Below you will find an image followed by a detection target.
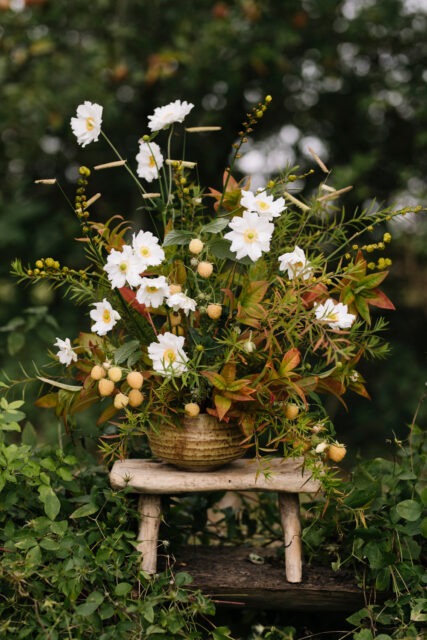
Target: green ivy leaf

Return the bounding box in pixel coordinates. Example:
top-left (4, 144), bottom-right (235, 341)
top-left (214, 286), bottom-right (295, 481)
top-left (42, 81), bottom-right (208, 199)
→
top-left (396, 499), bottom-right (422, 521)
top-left (74, 591), bottom-right (104, 617)
top-left (201, 217), bottom-right (229, 233)
top-left (114, 582), bottom-right (132, 596)
top-left (38, 485), bottom-right (60, 520)
top-left (70, 503), bottom-right (98, 519)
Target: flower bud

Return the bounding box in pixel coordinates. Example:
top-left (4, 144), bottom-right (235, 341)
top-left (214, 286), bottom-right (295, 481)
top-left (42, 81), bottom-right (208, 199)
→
top-left (98, 378), bottom-right (115, 396)
top-left (91, 365), bottom-right (106, 380)
top-left (315, 441), bottom-right (328, 454)
top-left (189, 238), bottom-right (204, 254)
top-left (285, 403), bottom-right (299, 420)
top-left (127, 371), bottom-right (144, 389)
top-left (185, 402), bottom-right (200, 417)
top-left (128, 389), bottom-right (143, 407)
top-left (169, 284), bottom-right (182, 295)
top-left (108, 366), bottom-right (122, 382)
top-left (207, 304), bottom-right (222, 320)
top-left (243, 339), bottom-right (256, 353)
top-left (197, 261), bottom-right (213, 278)
top-left (114, 393), bottom-right (129, 409)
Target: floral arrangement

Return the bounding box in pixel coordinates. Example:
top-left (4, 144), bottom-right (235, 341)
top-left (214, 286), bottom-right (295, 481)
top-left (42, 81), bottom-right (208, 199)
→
top-left (11, 94), bottom-right (405, 465)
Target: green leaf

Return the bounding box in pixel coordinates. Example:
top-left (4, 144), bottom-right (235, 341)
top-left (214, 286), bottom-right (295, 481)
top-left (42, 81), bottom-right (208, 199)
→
top-left (163, 229), bottom-right (193, 246)
top-left (100, 604), bottom-right (115, 620)
top-left (114, 340), bottom-right (140, 365)
top-left (37, 376), bottom-right (82, 392)
top-left (421, 517), bottom-right (427, 538)
top-left (212, 627), bottom-right (233, 640)
top-left (353, 631), bottom-right (373, 640)
top-left (7, 331), bottom-right (25, 356)
top-left (142, 602), bottom-right (155, 623)
top-left (174, 572), bottom-right (193, 586)
top-left (201, 217), bottom-right (229, 233)
top-left (208, 237), bottom-right (235, 259)
top-left (22, 421), bottom-right (38, 446)
top-left (114, 582), bottom-right (132, 596)
top-left (396, 499), bottom-right (422, 521)
top-left (347, 607), bottom-right (370, 626)
top-left (44, 491), bottom-right (60, 521)
top-left (70, 503), bottom-right (98, 518)
top-left (26, 544), bottom-right (41, 565)
top-left (74, 591), bottom-right (104, 617)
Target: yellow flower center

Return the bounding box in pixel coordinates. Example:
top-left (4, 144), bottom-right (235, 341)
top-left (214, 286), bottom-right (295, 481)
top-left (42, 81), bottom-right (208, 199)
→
top-left (146, 285), bottom-right (159, 293)
top-left (149, 155), bottom-right (156, 168)
top-left (86, 117), bottom-right (95, 131)
top-left (163, 348), bottom-right (176, 363)
top-left (140, 246), bottom-right (151, 257)
top-left (244, 229), bottom-right (258, 243)
top-left (294, 261), bottom-right (303, 269)
top-left (119, 262), bottom-right (128, 272)
top-left (102, 309), bottom-right (111, 323)
top-left (328, 313), bottom-right (338, 322)
top-left (258, 200), bottom-right (270, 210)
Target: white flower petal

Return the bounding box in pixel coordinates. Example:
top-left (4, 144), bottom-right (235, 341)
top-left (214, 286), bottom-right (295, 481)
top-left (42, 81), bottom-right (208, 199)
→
top-left (70, 101), bottom-right (103, 147)
top-left (148, 100), bottom-right (194, 132)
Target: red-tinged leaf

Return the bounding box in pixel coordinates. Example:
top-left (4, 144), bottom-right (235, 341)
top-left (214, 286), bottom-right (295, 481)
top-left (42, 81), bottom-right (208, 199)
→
top-left (221, 363), bottom-right (236, 386)
top-left (355, 251), bottom-right (367, 274)
top-left (279, 348), bottom-right (301, 375)
top-left (227, 378), bottom-right (252, 392)
top-left (350, 382), bottom-right (371, 399)
top-left (119, 287), bottom-right (148, 316)
top-left (69, 389), bottom-right (99, 415)
top-left (77, 332), bottom-right (105, 350)
top-left (224, 391), bottom-right (255, 402)
top-left (313, 336), bottom-right (326, 352)
top-left (35, 392), bottom-right (57, 409)
top-left (239, 280), bottom-right (269, 308)
top-left (97, 403), bottom-right (119, 425)
top-left (317, 378), bottom-right (348, 408)
top-left (239, 415), bottom-right (255, 437)
top-left (356, 270), bottom-right (389, 290)
top-left (221, 288), bottom-right (234, 306)
top-left (201, 371), bottom-right (228, 391)
top-left (340, 285), bottom-right (355, 306)
top-left (214, 394), bottom-right (232, 420)
top-left (355, 295), bottom-right (371, 324)
top-left (206, 407), bottom-right (219, 418)
top-left (302, 283), bottom-right (328, 307)
top-left (365, 288), bottom-right (396, 310)
top-left (297, 376), bottom-right (318, 391)
top-left (73, 359), bottom-right (93, 373)
top-left (74, 237), bottom-right (90, 243)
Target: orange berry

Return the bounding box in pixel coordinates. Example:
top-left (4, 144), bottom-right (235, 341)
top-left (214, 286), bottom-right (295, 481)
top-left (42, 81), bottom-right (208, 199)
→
top-left (197, 261), bottom-right (213, 278)
top-left (128, 389), bottom-right (143, 407)
top-left (185, 402), bottom-right (200, 417)
top-left (114, 393), bottom-right (129, 409)
top-left (169, 284), bottom-right (182, 295)
top-left (98, 378), bottom-right (115, 396)
top-left (207, 304), bottom-right (222, 320)
top-left (285, 403), bottom-right (299, 420)
top-left (108, 366), bottom-right (122, 382)
top-left (328, 444), bottom-right (347, 463)
top-left (127, 371), bottom-right (143, 389)
top-left (90, 365), bottom-right (106, 380)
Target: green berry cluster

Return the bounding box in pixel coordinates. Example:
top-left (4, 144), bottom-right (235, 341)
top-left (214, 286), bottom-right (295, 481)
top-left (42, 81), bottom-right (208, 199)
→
top-left (75, 166), bottom-right (91, 231)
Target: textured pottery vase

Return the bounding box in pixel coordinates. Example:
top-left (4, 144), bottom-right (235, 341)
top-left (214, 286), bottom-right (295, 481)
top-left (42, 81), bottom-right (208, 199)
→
top-left (148, 413), bottom-right (244, 471)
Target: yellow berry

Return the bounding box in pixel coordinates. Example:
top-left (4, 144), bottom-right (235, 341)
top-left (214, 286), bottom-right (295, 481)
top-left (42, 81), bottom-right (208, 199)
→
top-left (127, 371), bottom-right (144, 389)
top-left (169, 284), bottom-right (182, 295)
top-left (172, 325), bottom-right (185, 336)
top-left (378, 242), bottom-right (385, 250)
top-left (207, 304), bottom-right (222, 320)
top-left (185, 402), bottom-right (200, 417)
top-left (114, 393), bottom-right (129, 409)
top-left (34, 268), bottom-right (40, 275)
top-left (285, 403), bottom-right (299, 420)
top-left (128, 389), bottom-right (143, 407)
top-left (35, 260), bottom-right (44, 269)
top-left (189, 238), bottom-right (204, 255)
top-left (352, 244), bottom-right (358, 250)
top-left (267, 180), bottom-right (275, 189)
top-left (383, 233), bottom-right (391, 243)
top-left (265, 95), bottom-right (272, 103)
top-left (368, 262), bottom-right (375, 270)
top-left (45, 258), bottom-right (54, 268)
top-left (197, 261), bottom-right (213, 278)
top-left (256, 110), bottom-right (263, 118)
top-left (98, 378), bottom-right (115, 396)
top-left (91, 365), bottom-right (106, 380)
top-left (328, 444), bottom-right (347, 463)
top-left (367, 226), bottom-right (373, 231)
top-left (345, 253), bottom-right (351, 259)
top-left (108, 366), bottom-right (122, 382)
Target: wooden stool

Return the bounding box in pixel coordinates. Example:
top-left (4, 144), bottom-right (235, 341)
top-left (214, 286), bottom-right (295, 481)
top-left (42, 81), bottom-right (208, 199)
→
top-left (109, 458), bottom-right (320, 583)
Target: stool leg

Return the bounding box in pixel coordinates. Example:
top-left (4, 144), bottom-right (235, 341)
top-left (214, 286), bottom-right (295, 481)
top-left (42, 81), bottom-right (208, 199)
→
top-left (278, 492), bottom-right (302, 583)
top-left (136, 494), bottom-right (161, 575)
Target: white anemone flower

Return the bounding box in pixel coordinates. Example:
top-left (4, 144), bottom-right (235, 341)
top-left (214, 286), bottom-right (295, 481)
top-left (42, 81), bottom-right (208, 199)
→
top-left (103, 245), bottom-right (142, 289)
top-left (278, 246), bottom-right (313, 281)
top-left (132, 230), bottom-right (165, 271)
top-left (136, 276), bottom-right (169, 308)
top-left (54, 337), bottom-right (78, 366)
top-left (148, 100), bottom-right (194, 132)
top-left (148, 332), bottom-right (189, 376)
top-left (136, 141), bottom-right (164, 182)
top-left (90, 299), bottom-right (121, 336)
top-left (314, 299), bottom-right (356, 330)
top-left (70, 101), bottom-right (103, 147)
top-left (224, 211), bottom-right (274, 262)
top-left (166, 292), bottom-right (197, 316)
top-left (240, 189), bottom-right (286, 221)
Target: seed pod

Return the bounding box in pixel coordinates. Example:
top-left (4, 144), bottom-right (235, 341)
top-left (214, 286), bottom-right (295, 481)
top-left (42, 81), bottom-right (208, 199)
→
top-left (207, 304), bottom-right (222, 320)
top-left (189, 239), bottom-right (204, 254)
top-left (108, 366), bottom-right (122, 382)
top-left (127, 371), bottom-right (143, 389)
top-left (98, 378), bottom-right (115, 396)
top-left (114, 393), bottom-right (129, 409)
top-left (91, 365), bottom-right (106, 381)
top-left (197, 261), bottom-right (213, 278)
top-left (128, 389), bottom-right (144, 407)
top-left (285, 403), bottom-right (299, 420)
top-left (185, 403), bottom-right (200, 417)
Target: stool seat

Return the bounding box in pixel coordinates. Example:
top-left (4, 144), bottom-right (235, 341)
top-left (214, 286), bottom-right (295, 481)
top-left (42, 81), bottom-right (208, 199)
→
top-left (109, 457), bottom-right (321, 584)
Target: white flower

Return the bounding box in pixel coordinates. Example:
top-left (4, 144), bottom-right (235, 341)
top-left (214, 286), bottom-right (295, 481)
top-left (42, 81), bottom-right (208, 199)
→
top-left (132, 230), bottom-right (165, 271)
top-left (314, 299), bottom-right (356, 330)
top-left (166, 292), bottom-right (197, 316)
top-left (103, 245), bottom-right (142, 289)
top-left (148, 332), bottom-right (189, 376)
top-left (240, 189), bottom-right (286, 221)
top-left (148, 100), bottom-right (194, 132)
top-left (90, 299), bottom-right (121, 336)
top-left (315, 442), bottom-right (328, 453)
top-left (54, 337), bottom-right (78, 366)
top-left (278, 246), bottom-right (313, 281)
top-left (224, 211), bottom-right (274, 262)
top-left (136, 141), bottom-right (164, 182)
top-left (136, 276), bottom-right (169, 309)
top-left (70, 101), bottom-right (103, 147)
